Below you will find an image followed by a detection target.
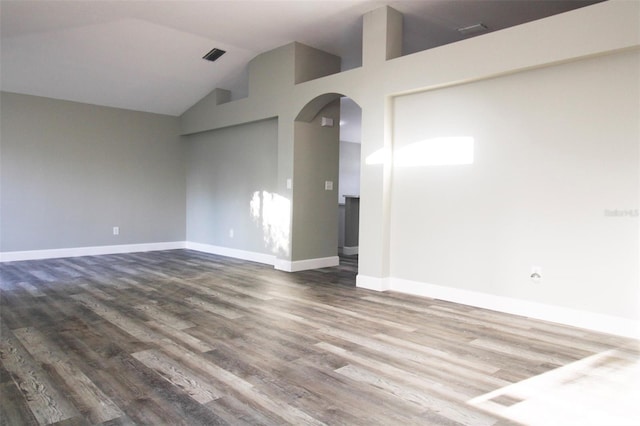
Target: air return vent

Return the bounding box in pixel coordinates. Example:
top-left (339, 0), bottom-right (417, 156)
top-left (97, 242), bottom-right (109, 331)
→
top-left (203, 48), bottom-right (226, 62)
top-left (457, 23), bottom-right (488, 36)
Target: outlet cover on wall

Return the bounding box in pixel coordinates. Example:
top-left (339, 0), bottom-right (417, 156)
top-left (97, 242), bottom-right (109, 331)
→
top-left (530, 266), bottom-right (542, 283)
top-left (325, 181), bottom-right (334, 191)
top-left (113, 226), bottom-right (119, 235)
top-left (229, 228), bottom-right (234, 238)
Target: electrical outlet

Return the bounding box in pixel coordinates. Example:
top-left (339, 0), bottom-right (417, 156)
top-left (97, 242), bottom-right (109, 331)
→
top-left (229, 228), bottom-right (234, 238)
top-left (530, 266), bottom-right (542, 283)
top-left (113, 226), bottom-right (119, 236)
top-left (325, 180), bottom-right (333, 191)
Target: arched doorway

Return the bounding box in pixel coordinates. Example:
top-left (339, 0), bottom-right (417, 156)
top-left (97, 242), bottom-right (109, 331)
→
top-left (293, 93), bottom-right (362, 274)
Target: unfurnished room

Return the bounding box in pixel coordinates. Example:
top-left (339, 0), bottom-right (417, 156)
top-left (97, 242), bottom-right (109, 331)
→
top-left (1, 0), bottom-right (639, 424)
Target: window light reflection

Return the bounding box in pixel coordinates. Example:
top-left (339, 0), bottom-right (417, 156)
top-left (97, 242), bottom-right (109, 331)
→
top-left (396, 136), bottom-right (474, 167)
top-left (365, 137), bottom-right (474, 167)
top-left (250, 191), bottom-right (290, 256)
top-left (365, 147), bottom-right (391, 165)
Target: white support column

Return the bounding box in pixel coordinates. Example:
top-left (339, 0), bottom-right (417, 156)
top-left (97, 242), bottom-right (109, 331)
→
top-left (357, 7), bottom-right (403, 290)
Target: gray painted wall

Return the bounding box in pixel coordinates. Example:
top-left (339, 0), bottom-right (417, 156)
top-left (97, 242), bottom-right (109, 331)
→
top-left (0, 92), bottom-right (186, 251)
top-left (338, 140), bottom-right (361, 249)
top-left (339, 141), bottom-right (361, 204)
top-left (292, 100), bottom-right (340, 261)
top-left (185, 119), bottom-right (278, 255)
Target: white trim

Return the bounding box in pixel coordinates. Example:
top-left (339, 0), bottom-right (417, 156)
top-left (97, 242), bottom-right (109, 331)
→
top-left (185, 242), bottom-right (276, 266)
top-left (358, 275), bottom-right (639, 339)
top-left (275, 256), bottom-right (340, 272)
top-left (187, 243), bottom-right (339, 272)
top-left (356, 274), bottom-right (391, 291)
top-left (274, 259), bottom-right (292, 271)
top-left (341, 246), bottom-right (359, 255)
top-left (0, 241), bottom-right (187, 262)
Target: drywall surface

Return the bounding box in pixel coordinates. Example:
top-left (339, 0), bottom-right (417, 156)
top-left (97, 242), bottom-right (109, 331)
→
top-left (390, 49), bottom-right (640, 320)
top-left (291, 100), bottom-right (340, 261)
top-left (185, 119), bottom-right (278, 255)
top-left (295, 43), bottom-right (341, 84)
top-left (339, 141), bottom-right (361, 204)
top-left (0, 92), bottom-right (186, 251)
top-left (179, 1), bottom-right (638, 324)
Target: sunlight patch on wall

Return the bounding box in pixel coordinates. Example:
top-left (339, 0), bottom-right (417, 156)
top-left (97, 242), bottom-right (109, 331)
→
top-left (365, 146), bottom-right (391, 165)
top-left (365, 137), bottom-right (474, 167)
top-left (250, 191), bottom-right (290, 256)
top-left (396, 136), bottom-right (474, 167)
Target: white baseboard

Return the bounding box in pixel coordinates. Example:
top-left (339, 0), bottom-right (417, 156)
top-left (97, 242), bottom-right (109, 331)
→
top-left (356, 274), bottom-right (391, 291)
top-left (185, 242), bottom-right (276, 266)
top-left (0, 241), bottom-right (187, 262)
top-left (1, 240), bottom-right (340, 275)
top-left (341, 246), bottom-right (359, 255)
top-left (357, 275), bottom-right (639, 340)
top-left (185, 243), bottom-right (339, 272)
top-left (275, 256), bottom-right (340, 272)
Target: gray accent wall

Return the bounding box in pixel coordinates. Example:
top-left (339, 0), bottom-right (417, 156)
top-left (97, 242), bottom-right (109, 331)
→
top-left (291, 100), bottom-right (340, 261)
top-left (339, 141), bottom-right (361, 205)
top-left (0, 92), bottom-right (186, 251)
top-left (338, 141), bottom-right (361, 249)
top-left (185, 119), bottom-right (278, 255)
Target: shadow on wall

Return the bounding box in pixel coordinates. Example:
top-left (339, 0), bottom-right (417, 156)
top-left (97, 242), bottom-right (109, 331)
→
top-left (250, 190), bottom-right (291, 257)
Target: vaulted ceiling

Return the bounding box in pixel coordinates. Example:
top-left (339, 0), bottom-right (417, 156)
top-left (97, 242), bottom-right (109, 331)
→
top-left (0, 0), bottom-right (600, 116)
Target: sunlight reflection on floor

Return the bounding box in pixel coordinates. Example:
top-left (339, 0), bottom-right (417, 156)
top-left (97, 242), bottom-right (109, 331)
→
top-left (469, 348), bottom-right (640, 425)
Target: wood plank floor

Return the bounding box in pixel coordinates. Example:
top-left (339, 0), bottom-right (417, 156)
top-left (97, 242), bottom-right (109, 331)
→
top-left (1, 250), bottom-right (638, 425)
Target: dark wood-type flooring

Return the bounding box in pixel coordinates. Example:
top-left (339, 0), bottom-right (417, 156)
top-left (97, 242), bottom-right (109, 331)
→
top-left (1, 250), bottom-right (638, 425)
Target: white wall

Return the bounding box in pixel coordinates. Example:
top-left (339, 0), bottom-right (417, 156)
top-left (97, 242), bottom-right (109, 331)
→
top-left (390, 50), bottom-right (639, 321)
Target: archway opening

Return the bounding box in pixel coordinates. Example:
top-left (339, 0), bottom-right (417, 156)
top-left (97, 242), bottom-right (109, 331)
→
top-left (293, 93), bottom-right (362, 276)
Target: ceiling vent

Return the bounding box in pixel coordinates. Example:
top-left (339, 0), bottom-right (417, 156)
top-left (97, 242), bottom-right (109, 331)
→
top-left (457, 23), bottom-right (488, 36)
top-left (203, 48), bottom-right (226, 62)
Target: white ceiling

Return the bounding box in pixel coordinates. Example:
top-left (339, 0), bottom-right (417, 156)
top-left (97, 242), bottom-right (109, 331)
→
top-left (1, 0), bottom-right (600, 117)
